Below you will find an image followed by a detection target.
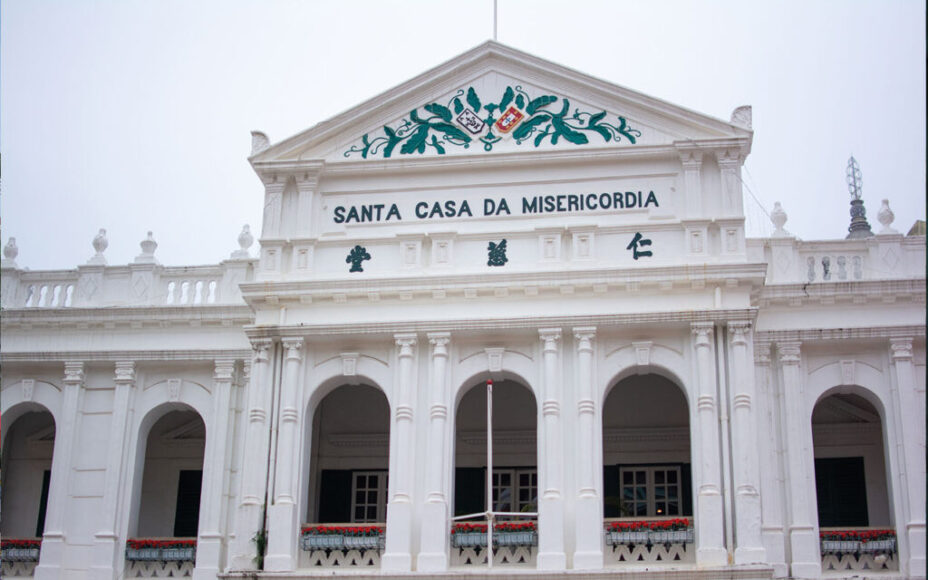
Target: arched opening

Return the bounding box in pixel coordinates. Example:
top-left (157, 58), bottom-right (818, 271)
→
top-left (602, 373), bottom-right (692, 519)
top-left (453, 379), bottom-right (538, 518)
top-left (1, 409), bottom-right (55, 538)
top-left (812, 391), bottom-right (891, 528)
top-left (133, 409), bottom-right (206, 538)
top-left (305, 384), bottom-right (390, 524)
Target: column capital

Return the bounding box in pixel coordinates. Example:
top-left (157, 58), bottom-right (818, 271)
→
top-left (677, 146), bottom-right (704, 167)
top-left (395, 333), bottom-right (417, 357)
top-left (214, 358), bottom-right (237, 381)
top-left (890, 337), bottom-right (914, 361)
top-left (282, 338), bottom-right (304, 361)
top-left (573, 326), bottom-right (596, 348)
top-left (63, 361), bottom-right (85, 385)
top-left (250, 337), bottom-right (273, 362)
top-left (428, 332), bottom-right (450, 356)
top-left (539, 328), bottom-right (562, 351)
top-left (715, 148), bottom-right (744, 167)
top-left (753, 341), bottom-right (772, 365)
top-left (777, 341), bottom-right (802, 365)
top-left (242, 359), bottom-right (252, 382)
top-left (728, 320), bottom-right (752, 345)
top-left (114, 361), bottom-right (135, 384)
top-left (691, 321), bottom-right (714, 344)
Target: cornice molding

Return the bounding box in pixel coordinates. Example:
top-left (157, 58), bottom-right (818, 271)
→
top-left (756, 325), bottom-right (925, 344)
top-left (758, 279), bottom-right (925, 305)
top-left (0, 304), bottom-right (255, 330)
top-left (1, 349), bottom-right (252, 364)
top-left (240, 263), bottom-right (768, 307)
top-left (244, 308), bottom-right (758, 338)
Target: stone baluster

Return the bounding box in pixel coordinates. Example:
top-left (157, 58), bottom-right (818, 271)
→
top-left (193, 358), bottom-right (237, 579)
top-left (230, 338), bottom-right (274, 570)
top-left (418, 332), bottom-right (451, 572)
top-left (572, 327), bottom-right (601, 569)
top-left (727, 321), bottom-right (765, 563)
top-left (690, 322), bottom-right (726, 566)
top-left (890, 338), bottom-right (926, 577)
top-left (90, 362), bottom-right (136, 578)
top-left (266, 339), bottom-right (304, 571)
top-left (777, 341), bottom-right (819, 578)
top-left (537, 328), bottom-right (566, 570)
top-left (383, 334), bottom-right (417, 571)
top-left (35, 362), bottom-right (84, 580)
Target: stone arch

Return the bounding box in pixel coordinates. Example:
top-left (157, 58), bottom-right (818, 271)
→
top-left (301, 366), bottom-right (392, 525)
top-left (0, 402), bottom-right (57, 538)
top-left (1, 380), bottom-right (62, 443)
top-left (601, 342), bottom-right (692, 409)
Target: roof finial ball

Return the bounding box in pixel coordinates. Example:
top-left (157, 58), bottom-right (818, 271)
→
top-left (770, 202), bottom-right (790, 237)
top-left (2, 237), bottom-right (18, 268)
top-left (88, 228), bottom-right (109, 265)
top-left (845, 156), bottom-right (874, 239)
top-left (877, 199), bottom-right (898, 235)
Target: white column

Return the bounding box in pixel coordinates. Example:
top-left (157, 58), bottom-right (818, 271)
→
top-left (35, 361), bottom-right (84, 580)
top-left (265, 339), bottom-right (304, 571)
top-left (572, 327), bottom-right (602, 569)
top-left (777, 340), bottom-right (819, 579)
top-left (193, 358), bottom-right (237, 579)
top-left (890, 338), bottom-right (926, 578)
top-left (537, 328), bottom-right (566, 570)
top-left (382, 333), bottom-right (417, 571)
top-left (754, 341), bottom-right (788, 577)
top-left (417, 332), bottom-right (451, 572)
top-left (727, 321), bottom-right (766, 563)
top-left (90, 361), bottom-right (135, 578)
top-left (230, 338), bottom-right (274, 570)
top-left (679, 148), bottom-right (703, 217)
top-left (690, 322), bottom-right (726, 566)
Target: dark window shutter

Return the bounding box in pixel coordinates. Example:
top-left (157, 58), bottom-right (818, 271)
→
top-left (36, 470), bottom-right (51, 537)
top-left (815, 457), bottom-right (868, 527)
top-left (454, 467), bottom-right (486, 517)
top-left (603, 464), bottom-right (621, 518)
top-left (681, 463), bottom-right (693, 517)
top-left (318, 470), bottom-right (353, 523)
top-left (173, 470), bottom-right (202, 537)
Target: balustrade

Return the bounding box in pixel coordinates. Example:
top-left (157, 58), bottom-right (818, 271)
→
top-left (603, 518), bottom-right (695, 566)
top-left (298, 524), bottom-right (384, 569)
top-left (819, 528), bottom-right (898, 573)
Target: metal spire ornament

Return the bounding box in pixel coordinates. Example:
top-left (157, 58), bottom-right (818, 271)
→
top-left (845, 156), bottom-right (873, 239)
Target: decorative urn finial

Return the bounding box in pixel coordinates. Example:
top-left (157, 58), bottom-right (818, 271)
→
top-left (845, 156), bottom-right (873, 239)
top-left (2, 237), bottom-right (18, 268)
top-left (770, 201), bottom-right (789, 237)
top-left (88, 228), bottom-right (109, 265)
top-left (231, 224), bottom-right (254, 259)
top-left (135, 231), bottom-right (159, 264)
top-left (877, 199), bottom-right (898, 234)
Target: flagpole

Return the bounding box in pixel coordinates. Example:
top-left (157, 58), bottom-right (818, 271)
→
top-left (486, 378), bottom-right (493, 568)
top-left (493, 0), bottom-right (498, 41)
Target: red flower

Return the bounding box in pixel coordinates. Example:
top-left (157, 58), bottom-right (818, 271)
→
top-left (1, 539), bottom-right (42, 550)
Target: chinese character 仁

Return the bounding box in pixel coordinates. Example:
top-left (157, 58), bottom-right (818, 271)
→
top-left (626, 232), bottom-right (653, 260)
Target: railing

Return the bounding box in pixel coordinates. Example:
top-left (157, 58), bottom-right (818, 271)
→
top-left (820, 527), bottom-right (898, 573)
top-left (124, 538), bottom-right (196, 578)
top-left (449, 518), bottom-right (538, 567)
top-left (604, 517), bottom-right (695, 565)
top-left (1, 538), bottom-right (41, 578)
top-left (801, 252), bottom-right (866, 282)
top-left (1, 262), bottom-right (253, 309)
top-left (298, 524), bottom-right (384, 568)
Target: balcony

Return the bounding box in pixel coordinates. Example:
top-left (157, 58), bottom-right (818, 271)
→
top-left (604, 518), bottom-right (695, 566)
top-left (124, 538), bottom-right (196, 578)
top-left (298, 524), bottom-right (384, 568)
top-left (820, 528), bottom-right (898, 574)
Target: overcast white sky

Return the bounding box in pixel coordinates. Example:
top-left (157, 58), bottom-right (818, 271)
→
top-left (1, 0), bottom-right (925, 271)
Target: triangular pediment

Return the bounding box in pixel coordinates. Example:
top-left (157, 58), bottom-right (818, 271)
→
top-left (250, 41), bottom-right (750, 165)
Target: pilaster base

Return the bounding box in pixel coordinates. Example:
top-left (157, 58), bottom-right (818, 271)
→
top-left (229, 503), bottom-right (262, 571)
top-left (697, 546), bottom-right (728, 567)
top-left (761, 528), bottom-right (788, 577)
top-left (264, 502), bottom-right (298, 571)
top-left (573, 496), bottom-right (602, 570)
top-left (382, 500), bottom-right (413, 572)
top-left (905, 525), bottom-right (926, 578)
top-left (34, 534), bottom-right (65, 580)
top-left (789, 527), bottom-right (821, 580)
top-left (416, 501), bottom-right (448, 572)
top-left (537, 495), bottom-right (566, 570)
top-left (89, 533), bottom-right (119, 578)
top-left (193, 535), bottom-right (223, 579)
top-left (735, 546), bottom-right (767, 565)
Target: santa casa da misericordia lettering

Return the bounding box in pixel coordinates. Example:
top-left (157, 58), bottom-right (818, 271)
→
top-left (332, 190), bottom-right (660, 224)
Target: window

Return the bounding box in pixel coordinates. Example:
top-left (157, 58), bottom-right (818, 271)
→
top-left (351, 471), bottom-right (388, 522)
top-left (815, 457), bottom-right (868, 526)
top-left (493, 468), bottom-right (537, 514)
top-left (619, 466), bottom-right (681, 517)
top-left (173, 470), bottom-right (202, 537)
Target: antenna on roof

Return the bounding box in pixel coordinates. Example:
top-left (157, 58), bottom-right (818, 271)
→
top-left (493, 0), bottom-right (498, 41)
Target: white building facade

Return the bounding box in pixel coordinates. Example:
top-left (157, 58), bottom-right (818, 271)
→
top-left (1, 43), bottom-right (924, 580)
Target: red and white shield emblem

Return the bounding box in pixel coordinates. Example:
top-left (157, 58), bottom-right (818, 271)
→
top-left (494, 106), bottom-right (525, 134)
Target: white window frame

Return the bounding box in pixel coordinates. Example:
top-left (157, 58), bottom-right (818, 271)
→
top-left (618, 465), bottom-right (683, 517)
top-left (350, 470), bottom-right (388, 523)
top-left (492, 468), bottom-right (537, 514)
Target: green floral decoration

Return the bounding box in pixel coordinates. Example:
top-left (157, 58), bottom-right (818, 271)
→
top-left (344, 85), bottom-right (641, 159)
